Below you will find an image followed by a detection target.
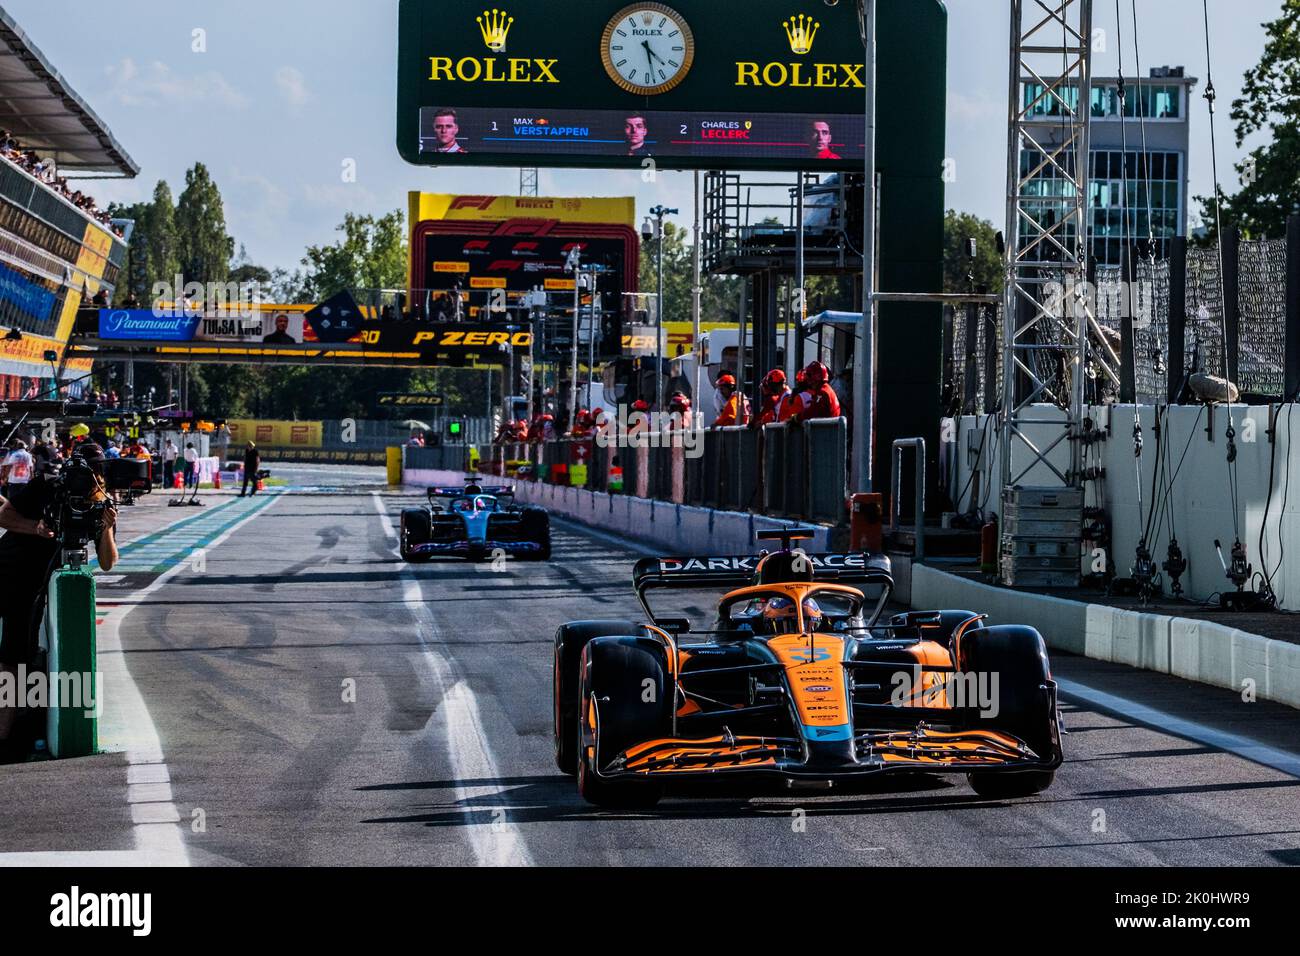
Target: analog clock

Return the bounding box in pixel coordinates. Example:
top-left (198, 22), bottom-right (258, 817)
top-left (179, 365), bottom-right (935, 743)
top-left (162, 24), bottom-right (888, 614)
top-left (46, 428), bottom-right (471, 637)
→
top-left (601, 3), bottom-right (695, 96)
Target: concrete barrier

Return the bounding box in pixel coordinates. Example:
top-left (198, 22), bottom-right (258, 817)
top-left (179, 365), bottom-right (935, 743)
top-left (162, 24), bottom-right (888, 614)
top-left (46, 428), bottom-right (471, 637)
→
top-left (913, 563), bottom-right (1300, 711)
top-left (401, 470), bottom-right (835, 555)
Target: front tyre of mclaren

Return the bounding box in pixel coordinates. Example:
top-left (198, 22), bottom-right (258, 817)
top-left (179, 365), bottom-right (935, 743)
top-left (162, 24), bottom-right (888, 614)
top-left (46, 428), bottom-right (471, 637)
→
top-left (576, 636), bottom-right (672, 810)
top-left (553, 620), bottom-right (644, 775)
top-left (957, 624), bottom-right (1062, 798)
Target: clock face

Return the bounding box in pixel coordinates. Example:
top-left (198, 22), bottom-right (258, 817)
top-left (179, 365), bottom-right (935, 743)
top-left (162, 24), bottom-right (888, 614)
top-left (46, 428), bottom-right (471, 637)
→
top-left (601, 3), bottom-right (695, 96)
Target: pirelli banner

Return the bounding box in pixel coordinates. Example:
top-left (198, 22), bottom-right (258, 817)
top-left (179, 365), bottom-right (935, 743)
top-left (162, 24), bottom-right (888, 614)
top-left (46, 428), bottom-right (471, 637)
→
top-left (397, 0), bottom-right (947, 172)
top-left (226, 420), bottom-right (324, 449)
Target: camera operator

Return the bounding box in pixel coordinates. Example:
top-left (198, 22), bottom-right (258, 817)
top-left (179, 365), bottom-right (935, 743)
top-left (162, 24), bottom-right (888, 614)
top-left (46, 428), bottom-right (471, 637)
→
top-left (0, 443), bottom-right (118, 760)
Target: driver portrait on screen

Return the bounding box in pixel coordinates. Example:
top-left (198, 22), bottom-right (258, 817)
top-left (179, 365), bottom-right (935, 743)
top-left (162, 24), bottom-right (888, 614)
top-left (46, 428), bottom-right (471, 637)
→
top-left (263, 314), bottom-right (298, 345)
top-left (624, 113), bottom-right (651, 157)
top-left (810, 120), bottom-right (841, 160)
top-left (431, 108), bottom-right (468, 154)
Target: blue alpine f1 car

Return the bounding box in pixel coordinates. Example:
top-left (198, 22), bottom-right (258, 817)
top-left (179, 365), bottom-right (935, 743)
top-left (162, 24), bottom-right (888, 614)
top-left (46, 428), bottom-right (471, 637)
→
top-left (399, 485), bottom-right (551, 562)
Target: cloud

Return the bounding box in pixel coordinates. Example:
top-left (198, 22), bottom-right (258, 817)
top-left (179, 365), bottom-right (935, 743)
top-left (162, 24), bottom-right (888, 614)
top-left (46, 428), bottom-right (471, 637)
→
top-left (104, 57), bottom-right (248, 110)
top-left (274, 67), bottom-right (310, 108)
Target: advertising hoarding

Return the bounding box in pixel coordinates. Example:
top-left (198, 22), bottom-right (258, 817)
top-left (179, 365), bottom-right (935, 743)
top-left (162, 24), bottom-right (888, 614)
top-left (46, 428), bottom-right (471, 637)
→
top-left (397, 0), bottom-right (871, 171)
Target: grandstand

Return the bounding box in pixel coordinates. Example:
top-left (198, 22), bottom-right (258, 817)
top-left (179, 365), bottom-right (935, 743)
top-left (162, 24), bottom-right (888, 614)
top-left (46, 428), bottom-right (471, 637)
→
top-left (0, 5), bottom-right (135, 400)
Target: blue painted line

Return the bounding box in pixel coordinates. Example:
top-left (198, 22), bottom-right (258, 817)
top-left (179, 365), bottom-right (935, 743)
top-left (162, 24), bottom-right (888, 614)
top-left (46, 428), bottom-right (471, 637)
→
top-left (91, 491), bottom-right (283, 574)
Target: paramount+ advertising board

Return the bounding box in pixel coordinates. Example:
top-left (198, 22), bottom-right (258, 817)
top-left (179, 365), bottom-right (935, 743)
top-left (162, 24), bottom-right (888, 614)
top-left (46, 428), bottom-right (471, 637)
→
top-left (396, 0), bottom-right (928, 172)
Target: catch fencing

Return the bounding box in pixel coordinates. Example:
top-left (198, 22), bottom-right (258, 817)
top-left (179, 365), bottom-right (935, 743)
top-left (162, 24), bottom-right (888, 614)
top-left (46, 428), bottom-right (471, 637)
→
top-left (947, 216), bottom-right (1300, 413)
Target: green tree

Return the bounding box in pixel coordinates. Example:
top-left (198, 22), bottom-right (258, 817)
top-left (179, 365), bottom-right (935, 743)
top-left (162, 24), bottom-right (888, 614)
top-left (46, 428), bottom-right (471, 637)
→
top-left (1196, 0), bottom-right (1300, 240)
top-left (296, 210), bottom-right (407, 299)
top-left (943, 209), bottom-right (1004, 294)
top-left (175, 162), bottom-right (234, 286)
top-left (109, 200), bottom-right (151, 306)
top-left (147, 180), bottom-right (180, 290)
top-left (637, 220), bottom-right (744, 327)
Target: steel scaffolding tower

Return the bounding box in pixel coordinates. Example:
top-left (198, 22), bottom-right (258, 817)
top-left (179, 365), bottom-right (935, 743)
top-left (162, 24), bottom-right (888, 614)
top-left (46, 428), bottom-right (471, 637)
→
top-left (1000, 0), bottom-right (1107, 585)
top-left (519, 167), bottom-right (539, 197)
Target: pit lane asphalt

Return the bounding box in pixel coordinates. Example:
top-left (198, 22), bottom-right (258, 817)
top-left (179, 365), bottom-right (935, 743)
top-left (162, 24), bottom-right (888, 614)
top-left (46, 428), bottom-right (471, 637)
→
top-left (4, 465), bottom-right (1300, 866)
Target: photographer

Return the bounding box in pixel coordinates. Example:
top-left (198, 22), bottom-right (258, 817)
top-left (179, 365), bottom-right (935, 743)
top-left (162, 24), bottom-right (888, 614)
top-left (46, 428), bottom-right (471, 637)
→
top-left (0, 443), bottom-right (118, 760)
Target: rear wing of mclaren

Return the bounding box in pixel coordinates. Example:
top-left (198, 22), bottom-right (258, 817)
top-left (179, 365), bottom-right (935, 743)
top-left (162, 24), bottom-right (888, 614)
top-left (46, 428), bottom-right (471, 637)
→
top-left (632, 552), bottom-right (894, 621)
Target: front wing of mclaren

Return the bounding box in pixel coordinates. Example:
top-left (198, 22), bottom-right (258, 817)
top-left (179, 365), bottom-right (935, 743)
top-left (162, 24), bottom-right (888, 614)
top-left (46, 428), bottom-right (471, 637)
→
top-left (590, 686), bottom-right (1064, 784)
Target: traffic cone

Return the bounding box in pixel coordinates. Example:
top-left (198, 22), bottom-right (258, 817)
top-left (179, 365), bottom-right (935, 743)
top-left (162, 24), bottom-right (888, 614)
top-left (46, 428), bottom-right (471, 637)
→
top-left (213, 471), bottom-right (222, 489)
top-left (173, 472), bottom-right (183, 489)
top-left (256, 478), bottom-right (265, 492)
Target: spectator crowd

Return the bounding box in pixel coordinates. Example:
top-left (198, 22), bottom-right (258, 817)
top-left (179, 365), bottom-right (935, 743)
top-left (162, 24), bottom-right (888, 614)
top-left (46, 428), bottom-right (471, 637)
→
top-left (1, 129), bottom-right (125, 237)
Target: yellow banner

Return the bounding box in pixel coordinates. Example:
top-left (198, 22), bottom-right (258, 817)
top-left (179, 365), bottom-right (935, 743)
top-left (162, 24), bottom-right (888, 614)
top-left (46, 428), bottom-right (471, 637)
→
top-left (225, 420), bottom-right (324, 448)
top-left (409, 192), bottom-right (635, 227)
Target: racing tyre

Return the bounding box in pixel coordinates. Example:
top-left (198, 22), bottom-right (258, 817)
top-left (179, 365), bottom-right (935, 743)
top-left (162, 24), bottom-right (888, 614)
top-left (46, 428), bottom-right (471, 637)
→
top-left (957, 624), bottom-right (1060, 799)
top-left (576, 637), bottom-right (670, 809)
top-left (553, 621), bottom-right (642, 774)
top-left (399, 509), bottom-right (432, 562)
top-left (519, 508), bottom-right (551, 561)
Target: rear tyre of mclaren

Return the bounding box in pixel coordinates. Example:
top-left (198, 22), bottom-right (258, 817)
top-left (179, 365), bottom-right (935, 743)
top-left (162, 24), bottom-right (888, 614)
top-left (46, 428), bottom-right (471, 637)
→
top-left (958, 624), bottom-right (1059, 799)
top-left (399, 509), bottom-right (432, 563)
top-left (576, 637), bottom-right (670, 810)
top-left (553, 621), bottom-right (641, 775)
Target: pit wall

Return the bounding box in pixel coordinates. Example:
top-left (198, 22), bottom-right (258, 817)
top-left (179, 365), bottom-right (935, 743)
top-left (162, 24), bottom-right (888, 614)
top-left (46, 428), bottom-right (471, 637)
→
top-left (403, 467), bottom-right (839, 554)
top-left (951, 404), bottom-right (1300, 611)
top-left (911, 563), bottom-right (1300, 710)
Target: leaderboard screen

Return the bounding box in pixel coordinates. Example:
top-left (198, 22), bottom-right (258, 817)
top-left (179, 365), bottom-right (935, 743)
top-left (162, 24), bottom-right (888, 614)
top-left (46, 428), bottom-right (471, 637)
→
top-left (417, 107), bottom-right (864, 167)
top-left (418, 231), bottom-right (632, 293)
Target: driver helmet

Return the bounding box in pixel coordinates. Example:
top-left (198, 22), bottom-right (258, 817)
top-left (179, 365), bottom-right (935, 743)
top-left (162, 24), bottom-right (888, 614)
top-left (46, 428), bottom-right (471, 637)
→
top-left (762, 596), bottom-right (825, 634)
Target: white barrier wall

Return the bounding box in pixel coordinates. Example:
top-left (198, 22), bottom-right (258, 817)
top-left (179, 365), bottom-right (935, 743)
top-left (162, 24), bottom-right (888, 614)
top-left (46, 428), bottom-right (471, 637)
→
top-left (404, 467), bottom-right (838, 554)
top-left (951, 404), bottom-right (1300, 610)
top-left (912, 563), bottom-right (1300, 710)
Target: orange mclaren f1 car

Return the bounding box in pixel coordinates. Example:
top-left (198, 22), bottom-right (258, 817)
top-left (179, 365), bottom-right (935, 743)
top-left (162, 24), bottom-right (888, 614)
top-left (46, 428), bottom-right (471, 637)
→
top-left (553, 530), bottom-right (1063, 809)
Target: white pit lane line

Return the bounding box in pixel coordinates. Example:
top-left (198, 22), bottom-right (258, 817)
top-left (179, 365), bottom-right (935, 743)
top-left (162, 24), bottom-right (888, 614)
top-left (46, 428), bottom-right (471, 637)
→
top-left (1057, 678), bottom-right (1300, 780)
top-left (2, 494), bottom-right (284, 867)
top-left (372, 492), bottom-right (533, 867)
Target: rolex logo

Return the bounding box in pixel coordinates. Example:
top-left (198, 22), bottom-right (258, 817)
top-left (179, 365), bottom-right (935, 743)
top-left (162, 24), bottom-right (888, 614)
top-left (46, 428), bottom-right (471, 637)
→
top-left (642, 12), bottom-right (654, 25)
top-left (477, 7), bottom-right (514, 52)
top-left (783, 13), bottom-right (819, 55)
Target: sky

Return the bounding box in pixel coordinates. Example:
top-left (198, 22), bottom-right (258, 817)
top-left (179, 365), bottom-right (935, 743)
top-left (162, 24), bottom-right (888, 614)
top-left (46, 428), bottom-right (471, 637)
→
top-left (3, 0), bottom-right (1281, 273)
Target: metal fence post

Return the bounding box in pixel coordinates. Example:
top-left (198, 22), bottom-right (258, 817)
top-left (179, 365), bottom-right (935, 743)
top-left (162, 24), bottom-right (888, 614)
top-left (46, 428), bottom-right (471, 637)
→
top-left (890, 438), bottom-right (926, 562)
top-left (1120, 243), bottom-right (1136, 403)
top-left (1168, 236), bottom-right (1187, 402)
top-left (1287, 216), bottom-right (1300, 400)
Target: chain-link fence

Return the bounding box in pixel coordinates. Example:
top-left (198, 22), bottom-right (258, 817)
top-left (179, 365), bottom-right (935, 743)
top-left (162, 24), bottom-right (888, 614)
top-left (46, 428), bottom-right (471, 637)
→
top-left (1186, 244), bottom-right (1226, 381)
top-left (949, 223), bottom-right (1296, 407)
top-left (1238, 238), bottom-right (1287, 398)
top-left (946, 303), bottom-right (1003, 415)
